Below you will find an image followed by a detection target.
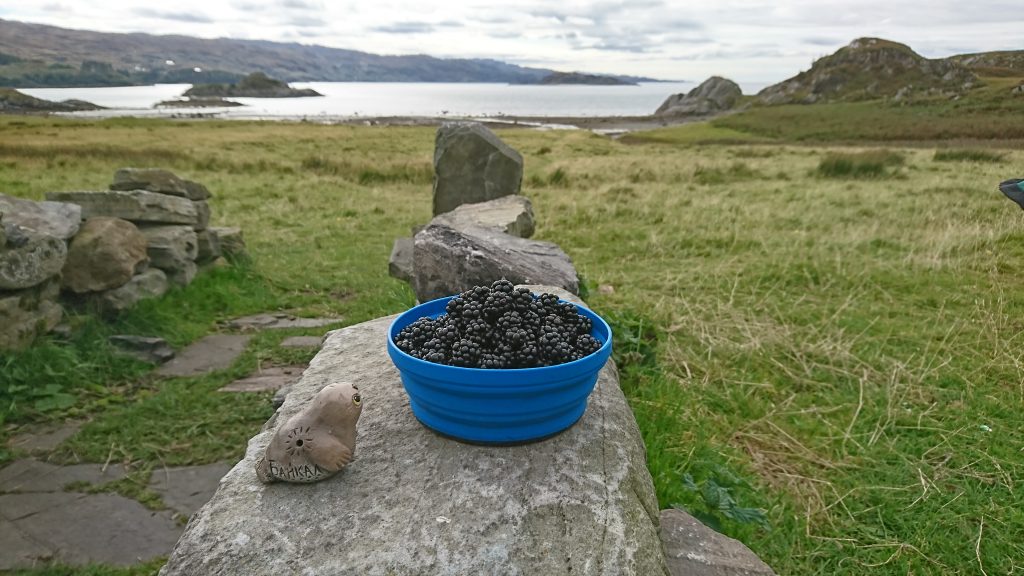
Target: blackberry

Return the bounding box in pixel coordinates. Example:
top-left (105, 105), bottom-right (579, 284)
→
top-left (450, 338), bottom-right (481, 367)
top-left (393, 283), bottom-right (604, 369)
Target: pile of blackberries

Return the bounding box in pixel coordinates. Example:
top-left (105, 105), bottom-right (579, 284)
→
top-left (394, 280), bottom-right (603, 369)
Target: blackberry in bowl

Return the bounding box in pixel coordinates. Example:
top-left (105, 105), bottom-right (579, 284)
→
top-left (387, 280), bottom-right (612, 444)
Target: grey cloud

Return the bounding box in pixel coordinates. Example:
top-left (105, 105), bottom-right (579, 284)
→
top-left (40, 3), bottom-right (71, 11)
top-left (372, 21), bottom-right (435, 34)
top-left (279, 0), bottom-right (324, 9)
top-left (802, 36), bottom-right (842, 47)
top-left (133, 8), bottom-right (214, 23)
top-left (286, 15), bottom-right (327, 28)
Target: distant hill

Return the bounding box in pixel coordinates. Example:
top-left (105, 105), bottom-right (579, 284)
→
top-left (948, 51), bottom-right (1024, 77)
top-left (758, 38), bottom-right (977, 104)
top-left (0, 18), bottom-right (652, 88)
top-left (0, 88), bottom-right (102, 112)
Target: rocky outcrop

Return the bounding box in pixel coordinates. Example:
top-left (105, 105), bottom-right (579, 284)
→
top-left (0, 234), bottom-right (67, 290)
top-left (61, 218), bottom-right (148, 294)
top-left (183, 72), bottom-right (322, 98)
top-left (660, 509), bottom-right (777, 576)
top-left (412, 223), bottom-right (578, 302)
top-left (110, 168), bottom-right (200, 200)
top-left (758, 37), bottom-right (977, 104)
top-left (46, 190), bottom-right (197, 226)
top-left (0, 194), bottom-right (81, 240)
top-left (0, 278), bottom-right (62, 350)
top-left (0, 88), bottom-right (103, 112)
top-left (432, 194), bottom-right (535, 238)
top-left (159, 305), bottom-right (668, 575)
top-left (656, 77), bottom-right (742, 116)
top-left (432, 123), bottom-right (523, 216)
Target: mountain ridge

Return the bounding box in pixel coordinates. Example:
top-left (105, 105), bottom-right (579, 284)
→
top-left (0, 18), bottom-right (654, 87)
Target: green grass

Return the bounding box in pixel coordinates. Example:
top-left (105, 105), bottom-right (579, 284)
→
top-left (933, 148), bottom-right (1008, 163)
top-left (816, 150), bottom-right (905, 179)
top-left (1, 114), bottom-right (1023, 574)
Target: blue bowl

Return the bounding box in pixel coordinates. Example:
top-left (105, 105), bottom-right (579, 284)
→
top-left (386, 295), bottom-right (613, 444)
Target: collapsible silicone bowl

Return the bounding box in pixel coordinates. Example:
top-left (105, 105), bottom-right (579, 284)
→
top-left (386, 295), bottom-right (613, 444)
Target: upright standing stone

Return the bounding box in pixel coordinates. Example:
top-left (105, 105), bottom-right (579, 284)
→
top-left (432, 122), bottom-right (523, 216)
top-left (46, 191), bottom-right (197, 226)
top-left (61, 218), bottom-right (148, 294)
top-left (0, 195), bottom-right (82, 240)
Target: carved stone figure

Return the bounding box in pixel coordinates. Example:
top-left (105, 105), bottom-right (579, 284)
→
top-left (255, 382), bottom-right (362, 483)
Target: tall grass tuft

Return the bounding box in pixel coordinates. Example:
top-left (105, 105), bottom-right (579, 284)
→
top-left (933, 149), bottom-right (1006, 163)
top-left (816, 150), bottom-right (904, 179)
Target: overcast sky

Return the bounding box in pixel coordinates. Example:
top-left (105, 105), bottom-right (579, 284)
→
top-left (2, 0), bottom-right (1021, 85)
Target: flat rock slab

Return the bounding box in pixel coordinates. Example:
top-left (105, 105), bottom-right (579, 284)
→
top-left (46, 190), bottom-right (197, 226)
top-left (279, 335), bottom-right (324, 348)
top-left (222, 313), bottom-right (343, 331)
top-left (218, 364), bottom-right (307, 393)
top-left (0, 491), bottom-right (181, 569)
top-left (155, 334), bottom-right (252, 378)
top-left (660, 509), bottom-right (776, 576)
top-left (160, 304), bottom-right (668, 576)
top-left (0, 194), bottom-right (81, 240)
top-left (6, 422), bottom-right (82, 453)
top-left (413, 223), bottom-right (579, 302)
top-left (432, 194), bottom-right (536, 238)
top-left (0, 459), bottom-right (126, 493)
top-left (148, 462), bottom-right (232, 517)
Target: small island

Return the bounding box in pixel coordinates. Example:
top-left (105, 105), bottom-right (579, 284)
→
top-left (154, 97), bottom-right (245, 109)
top-left (0, 88), bottom-right (103, 113)
top-left (183, 72), bottom-right (323, 98)
top-left (537, 72), bottom-right (636, 85)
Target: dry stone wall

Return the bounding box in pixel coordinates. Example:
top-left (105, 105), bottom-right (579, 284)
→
top-left (0, 168), bottom-right (248, 351)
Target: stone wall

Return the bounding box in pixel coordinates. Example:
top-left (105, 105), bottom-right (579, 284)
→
top-left (0, 168), bottom-right (248, 351)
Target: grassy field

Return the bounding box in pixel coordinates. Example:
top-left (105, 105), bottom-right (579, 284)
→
top-left (1, 111), bottom-right (1023, 575)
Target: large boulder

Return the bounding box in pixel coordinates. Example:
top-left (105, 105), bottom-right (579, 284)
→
top-left (110, 168), bottom-right (211, 201)
top-left (0, 278), bottom-right (62, 350)
top-left (0, 194), bottom-right (82, 240)
top-left (432, 122), bottom-right (523, 216)
top-left (46, 190), bottom-right (197, 226)
top-left (61, 217), bottom-right (148, 294)
top-left (0, 234), bottom-right (67, 290)
top-left (431, 194), bottom-right (535, 238)
top-left (159, 298), bottom-right (668, 576)
top-left (660, 509), bottom-right (777, 575)
top-left (91, 268), bottom-right (168, 315)
top-left (656, 77), bottom-right (742, 116)
top-left (139, 225), bottom-right (198, 286)
top-left (413, 223), bottom-right (577, 302)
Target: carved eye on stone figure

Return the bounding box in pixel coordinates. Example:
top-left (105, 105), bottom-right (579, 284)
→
top-left (352, 393), bottom-right (361, 406)
top-left (284, 426), bottom-right (314, 456)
